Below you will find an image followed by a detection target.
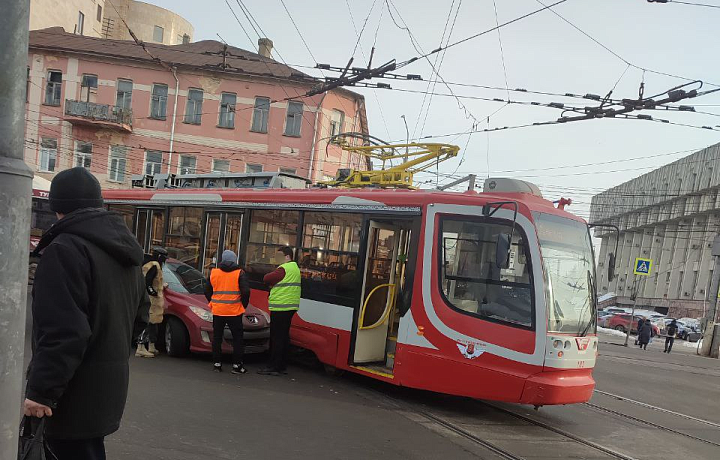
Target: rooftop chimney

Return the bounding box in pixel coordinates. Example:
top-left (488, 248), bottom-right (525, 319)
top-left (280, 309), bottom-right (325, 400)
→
top-left (258, 38), bottom-right (273, 58)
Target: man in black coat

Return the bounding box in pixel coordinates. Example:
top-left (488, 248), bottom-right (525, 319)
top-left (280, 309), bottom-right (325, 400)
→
top-left (24, 167), bottom-right (149, 460)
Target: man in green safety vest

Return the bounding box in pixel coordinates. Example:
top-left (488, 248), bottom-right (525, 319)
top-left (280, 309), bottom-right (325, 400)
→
top-left (258, 247), bottom-right (301, 376)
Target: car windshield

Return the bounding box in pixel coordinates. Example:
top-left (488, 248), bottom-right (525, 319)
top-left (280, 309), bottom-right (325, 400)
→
top-left (163, 261), bottom-right (207, 295)
top-left (533, 212), bottom-right (596, 334)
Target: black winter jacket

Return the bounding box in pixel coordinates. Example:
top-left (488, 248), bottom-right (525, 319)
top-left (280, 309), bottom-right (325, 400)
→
top-left (27, 208), bottom-right (149, 440)
top-left (204, 260), bottom-right (251, 308)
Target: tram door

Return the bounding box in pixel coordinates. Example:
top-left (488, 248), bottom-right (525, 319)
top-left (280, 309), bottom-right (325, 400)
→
top-left (135, 208), bottom-right (165, 253)
top-left (200, 212), bottom-right (244, 277)
top-left (354, 221), bottom-right (401, 364)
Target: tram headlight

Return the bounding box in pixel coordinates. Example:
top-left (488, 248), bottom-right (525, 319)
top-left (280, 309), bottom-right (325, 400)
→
top-left (553, 340), bottom-right (563, 349)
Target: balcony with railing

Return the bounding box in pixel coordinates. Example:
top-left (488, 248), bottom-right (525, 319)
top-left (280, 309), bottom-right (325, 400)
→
top-left (64, 100), bottom-right (133, 132)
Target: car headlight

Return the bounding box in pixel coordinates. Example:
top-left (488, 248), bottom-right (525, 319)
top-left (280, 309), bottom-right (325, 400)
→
top-left (189, 306), bottom-right (213, 322)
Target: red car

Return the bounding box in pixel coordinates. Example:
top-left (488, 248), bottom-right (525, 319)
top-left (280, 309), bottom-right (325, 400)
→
top-left (160, 259), bottom-right (270, 356)
top-left (608, 314), bottom-right (660, 336)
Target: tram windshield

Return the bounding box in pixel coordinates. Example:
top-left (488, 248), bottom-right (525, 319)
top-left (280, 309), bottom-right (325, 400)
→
top-left (534, 213), bottom-right (596, 334)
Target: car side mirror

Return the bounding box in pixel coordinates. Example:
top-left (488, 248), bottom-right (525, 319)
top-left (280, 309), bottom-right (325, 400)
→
top-left (496, 233), bottom-right (511, 269)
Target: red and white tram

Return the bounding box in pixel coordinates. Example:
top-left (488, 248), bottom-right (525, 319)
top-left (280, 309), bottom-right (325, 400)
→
top-left (104, 177), bottom-right (599, 406)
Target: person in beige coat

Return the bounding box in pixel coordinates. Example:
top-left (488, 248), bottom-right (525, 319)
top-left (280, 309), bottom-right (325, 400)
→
top-left (136, 247), bottom-right (168, 357)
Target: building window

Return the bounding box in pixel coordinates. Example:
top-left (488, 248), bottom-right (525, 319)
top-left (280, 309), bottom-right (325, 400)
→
top-left (246, 163), bottom-right (263, 173)
top-left (179, 155), bottom-right (196, 175)
top-left (284, 101), bottom-right (303, 137)
top-left (80, 74), bottom-right (98, 102)
top-left (145, 150), bottom-right (163, 175)
top-left (330, 109), bottom-right (345, 137)
top-left (109, 145), bottom-right (128, 183)
top-left (77, 11), bottom-right (84, 35)
top-left (219, 92), bottom-right (236, 128)
top-left (251, 97), bottom-right (270, 133)
top-left (212, 159), bottom-right (230, 173)
top-left (440, 217), bottom-right (533, 328)
top-left (40, 138), bottom-right (57, 172)
top-left (153, 25), bottom-right (164, 43)
top-left (245, 209), bottom-right (300, 283)
top-left (74, 141), bottom-right (92, 169)
top-left (184, 88), bottom-right (203, 124)
top-left (279, 167), bottom-right (296, 175)
top-left (150, 84), bottom-right (168, 120)
top-left (97, 5), bottom-right (102, 22)
top-left (44, 71), bottom-right (62, 106)
top-left (116, 79), bottom-right (133, 110)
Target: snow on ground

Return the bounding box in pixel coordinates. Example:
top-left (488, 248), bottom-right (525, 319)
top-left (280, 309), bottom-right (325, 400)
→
top-left (598, 326), bottom-right (629, 338)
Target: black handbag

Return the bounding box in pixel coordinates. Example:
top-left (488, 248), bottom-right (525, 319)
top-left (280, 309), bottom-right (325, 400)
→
top-left (18, 416), bottom-right (58, 460)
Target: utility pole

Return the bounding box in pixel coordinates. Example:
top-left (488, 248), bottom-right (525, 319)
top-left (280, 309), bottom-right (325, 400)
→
top-left (400, 115), bottom-right (409, 162)
top-left (0, 0), bottom-right (31, 456)
top-left (699, 236), bottom-right (720, 357)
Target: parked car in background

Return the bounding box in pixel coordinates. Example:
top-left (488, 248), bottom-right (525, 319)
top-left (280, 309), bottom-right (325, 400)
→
top-left (608, 313), bottom-right (660, 335)
top-left (597, 311), bottom-right (615, 328)
top-left (678, 317), bottom-right (703, 342)
top-left (160, 259), bottom-right (270, 357)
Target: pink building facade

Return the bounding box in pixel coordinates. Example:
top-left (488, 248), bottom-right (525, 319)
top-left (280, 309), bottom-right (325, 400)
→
top-left (26, 28), bottom-right (369, 189)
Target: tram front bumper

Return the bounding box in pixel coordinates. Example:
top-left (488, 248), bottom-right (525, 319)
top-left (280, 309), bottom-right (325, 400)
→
top-left (519, 369), bottom-right (595, 406)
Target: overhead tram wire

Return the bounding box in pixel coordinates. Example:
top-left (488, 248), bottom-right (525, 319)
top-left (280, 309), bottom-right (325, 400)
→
top-left (224, 0), bottom-right (256, 49)
top-left (654, 0), bottom-right (720, 9)
top-left (492, 0), bottom-right (511, 101)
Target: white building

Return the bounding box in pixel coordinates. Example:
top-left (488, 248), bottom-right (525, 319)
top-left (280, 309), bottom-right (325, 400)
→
top-left (590, 143), bottom-right (720, 318)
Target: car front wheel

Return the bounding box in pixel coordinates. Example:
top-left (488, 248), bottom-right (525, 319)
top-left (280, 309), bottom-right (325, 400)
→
top-left (615, 325), bottom-right (626, 333)
top-left (164, 317), bottom-right (190, 357)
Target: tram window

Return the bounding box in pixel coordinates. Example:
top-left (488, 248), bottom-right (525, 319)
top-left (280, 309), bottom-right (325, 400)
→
top-left (245, 209), bottom-right (299, 282)
top-left (108, 204), bottom-right (134, 230)
top-left (440, 218), bottom-right (533, 328)
top-left (31, 198), bottom-right (56, 237)
top-left (299, 212), bottom-right (363, 306)
top-left (165, 207), bottom-right (203, 268)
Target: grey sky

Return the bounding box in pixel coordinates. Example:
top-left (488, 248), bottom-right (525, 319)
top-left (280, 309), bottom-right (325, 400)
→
top-left (147, 0), bottom-right (720, 219)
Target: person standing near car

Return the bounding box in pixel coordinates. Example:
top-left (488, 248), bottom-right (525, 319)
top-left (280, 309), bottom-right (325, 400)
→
top-left (635, 317), bottom-right (645, 346)
top-left (136, 246), bottom-right (168, 358)
top-left (24, 167), bottom-right (149, 460)
top-left (258, 247), bottom-right (301, 376)
top-left (638, 319), bottom-right (653, 350)
top-left (664, 319), bottom-right (678, 353)
top-left (205, 249), bottom-right (250, 374)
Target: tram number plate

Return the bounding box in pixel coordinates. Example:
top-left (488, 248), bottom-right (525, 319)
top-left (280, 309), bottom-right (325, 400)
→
top-left (577, 360), bottom-right (586, 368)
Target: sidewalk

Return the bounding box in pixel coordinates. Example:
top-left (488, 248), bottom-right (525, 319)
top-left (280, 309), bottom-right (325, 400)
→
top-left (598, 329), bottom-right (700, 356)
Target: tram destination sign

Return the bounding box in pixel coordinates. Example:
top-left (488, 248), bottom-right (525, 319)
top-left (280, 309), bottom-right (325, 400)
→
top-left (633, 257), bottom-right (652, 276)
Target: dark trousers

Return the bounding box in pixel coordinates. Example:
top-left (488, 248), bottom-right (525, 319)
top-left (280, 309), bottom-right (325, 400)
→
top-left (212, 314), bottom-right (244, 365)
top-left (140, 323), bottom-right (158, 344)
top-left (269, 310), bottom-right (296, 371)
top-left (47, 437), bottom-right (105, 460)
top-left (665, 336), bottom-right (675, 352)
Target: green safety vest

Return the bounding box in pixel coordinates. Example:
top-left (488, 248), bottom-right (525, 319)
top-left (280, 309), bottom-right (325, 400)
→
top-left (268, 261), bottom-right (301, 311)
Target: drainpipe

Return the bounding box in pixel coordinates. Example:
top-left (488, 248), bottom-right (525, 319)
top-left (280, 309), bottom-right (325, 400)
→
top-left (308, 92), bottom-right (328, 183)
top-left (168, 66), bottom-right (179, 174)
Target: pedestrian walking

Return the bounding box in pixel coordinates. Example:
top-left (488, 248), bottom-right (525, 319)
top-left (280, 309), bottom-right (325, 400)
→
top-left (258, 247), bottom-right (301, 376)
top-left (24, 167), bottom-right (149, 460)
top-left (206, 250), bottom-right (250, 373)
top-left (638, 318), bottom-right (653, 350)
top-left (635, 317), bottom-right (645, 346)
top-left (664, 319), bottom-right (678, 353)
top-left (136, 246), bottom-right (168, 358)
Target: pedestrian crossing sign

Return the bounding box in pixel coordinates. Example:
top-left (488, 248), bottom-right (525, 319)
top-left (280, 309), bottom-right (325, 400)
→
top-left (633, 257), bottom-right (652, 276)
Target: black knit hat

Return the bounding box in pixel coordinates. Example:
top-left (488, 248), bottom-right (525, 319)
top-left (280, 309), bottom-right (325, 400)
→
top-left (49, 167), bottom-right (104, 214)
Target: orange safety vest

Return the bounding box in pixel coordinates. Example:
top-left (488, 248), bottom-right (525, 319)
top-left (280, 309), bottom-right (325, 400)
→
top-left (209, 268), bottom-right (246, 316)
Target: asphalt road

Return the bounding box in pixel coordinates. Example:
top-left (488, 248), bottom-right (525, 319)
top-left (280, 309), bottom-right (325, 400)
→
top-left (22, 293), bottom-right (720, 459)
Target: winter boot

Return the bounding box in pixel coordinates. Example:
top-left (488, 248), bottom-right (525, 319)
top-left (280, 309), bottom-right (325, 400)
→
top-left (231, 364), bottom-right (247, 375)
top-left (148, 343), bottom-right (159, 356)
top-left (135, 345), bottom-right (155, 358)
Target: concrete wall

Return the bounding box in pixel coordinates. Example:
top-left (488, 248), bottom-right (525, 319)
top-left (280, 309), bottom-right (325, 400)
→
top-left (24, 50), bottom-right (368, 190)
top-left (591, 144), bottom-right (720, 318)
top-left (102, 0), bottom-right (193, 45)
top-left (30, 0), bottom-right (105, 37)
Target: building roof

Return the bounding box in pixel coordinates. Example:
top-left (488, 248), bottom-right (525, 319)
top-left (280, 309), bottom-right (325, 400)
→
top-left (29, 27), bottom-right (313, 83)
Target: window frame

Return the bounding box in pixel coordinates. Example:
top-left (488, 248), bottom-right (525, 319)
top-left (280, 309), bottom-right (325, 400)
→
top-left (116, 79), bottom-right (133, 110)
top-left (39, 138), bottom-right (58, 172)
top-left (246, 163), bottom-right (263, 174)
top-left (330, 109), bottom-right (345, 137)
top-left (44, 70), bottom-right (62, 106)
top-left (218, 92), bottom-right (237, 129)
top-left (150, 83), bottom-right (169, 120)
top-left (77, 11), bottom-right (85, 35)
top-left (184, 88), bottom-right (203, 124)
top-left (108, 145), bottom-right (128, 183)
top-left (283, 101), bottom-right (303, 137)
top-left (178, 154), bottom-right (197, 175)
top-left (74, 140), bottom-right (92, 169)
top-left (153, 25), bottom-right (164, 43)
top-left (250, 96), bottom-right (270, 133)
top-left (144, 150), bottom-right (164, 176)
top-left (212, 159), bottom-right (230, 173)
top-left (279, 167), bottom-right (297, 176)
top-left (436, 214), bottom-right (536, 331)
top-left (80, 74), bottom-right (98, 102)
top-left (97, 5), bottom-right (102, 22)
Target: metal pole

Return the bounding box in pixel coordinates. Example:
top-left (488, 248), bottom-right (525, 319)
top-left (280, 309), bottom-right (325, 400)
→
top-left (624, 277), bottom-right (640, 347)
top-left (401, 115), bottom-right (409, 162)
top-left (699, 236), bottom-right (720, 357)
top-left (0, 0), bottom-right (32, 457)
top-left (168, 67), bottom-right (179, 174)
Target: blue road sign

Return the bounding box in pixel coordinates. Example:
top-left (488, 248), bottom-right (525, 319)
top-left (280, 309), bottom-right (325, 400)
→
top-left (633, 257), bottom-right (652, 276)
